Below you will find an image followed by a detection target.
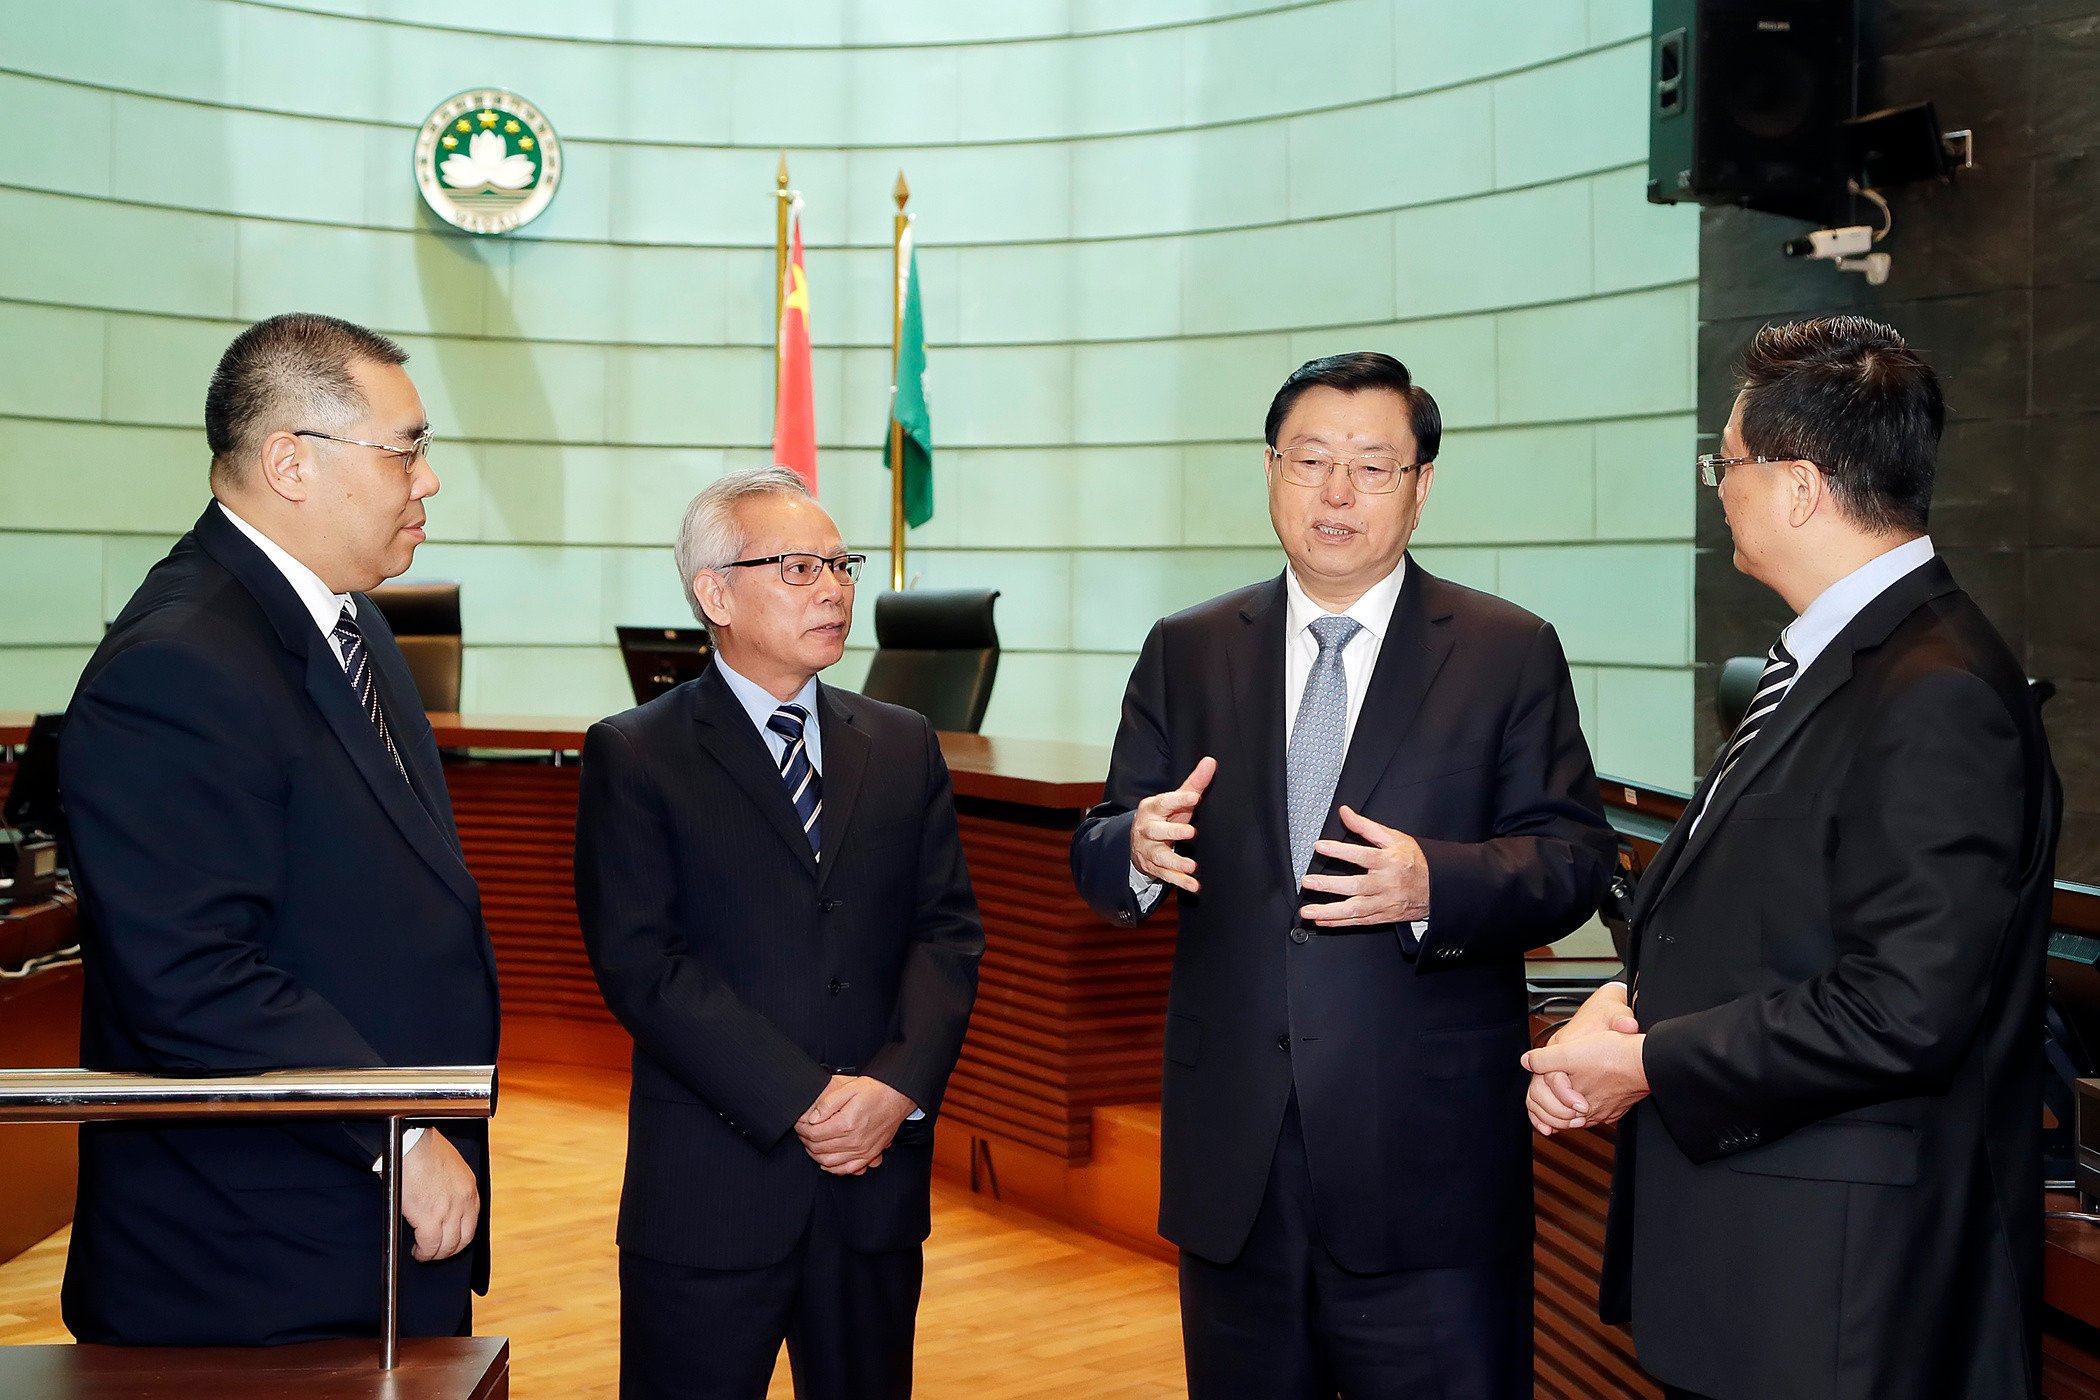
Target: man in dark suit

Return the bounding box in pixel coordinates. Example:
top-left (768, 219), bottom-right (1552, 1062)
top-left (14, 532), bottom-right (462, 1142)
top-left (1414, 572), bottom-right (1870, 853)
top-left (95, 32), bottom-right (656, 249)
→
top-left (58, 312), bottom-right (498, 1345)
top-left (1525, 316), bottom-right (2058, 1400)
top-left (1070, 353), bottom-right (1616, 1399)
top-left (575, 466), bottom-right (983, 1400)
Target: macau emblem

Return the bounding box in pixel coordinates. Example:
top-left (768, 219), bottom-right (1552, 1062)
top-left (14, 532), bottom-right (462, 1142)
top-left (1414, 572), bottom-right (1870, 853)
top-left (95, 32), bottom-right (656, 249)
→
top-left (414, 90), bottom-right (561, 235)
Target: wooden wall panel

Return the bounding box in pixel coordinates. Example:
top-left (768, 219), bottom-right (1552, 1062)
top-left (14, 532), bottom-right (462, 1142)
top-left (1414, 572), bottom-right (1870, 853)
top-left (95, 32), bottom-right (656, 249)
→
top-left (942, 803), bottom-right (1176, 1161)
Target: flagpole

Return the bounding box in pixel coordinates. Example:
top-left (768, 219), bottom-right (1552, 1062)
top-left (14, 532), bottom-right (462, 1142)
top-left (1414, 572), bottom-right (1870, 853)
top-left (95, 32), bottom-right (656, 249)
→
top-left (774, 152), bottom-right (790, 420)
top-left (889, 170), bottom-right (910, 592)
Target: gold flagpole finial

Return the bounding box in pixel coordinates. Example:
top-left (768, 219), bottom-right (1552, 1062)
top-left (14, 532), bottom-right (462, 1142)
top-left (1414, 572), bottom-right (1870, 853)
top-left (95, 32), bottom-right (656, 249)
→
top-left (894, 171), bottom-right (910, 210)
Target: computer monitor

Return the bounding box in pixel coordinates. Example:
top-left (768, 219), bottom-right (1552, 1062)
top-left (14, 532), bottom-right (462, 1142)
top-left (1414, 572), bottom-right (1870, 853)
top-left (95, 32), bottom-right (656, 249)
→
top-left (616, 626), bottom-right (713, 705)
top-left (3, 712), bottom-right (63, 839)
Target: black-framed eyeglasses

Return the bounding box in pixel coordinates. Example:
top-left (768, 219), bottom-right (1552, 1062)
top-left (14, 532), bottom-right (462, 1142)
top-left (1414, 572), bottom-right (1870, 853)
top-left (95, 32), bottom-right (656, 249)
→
top-left (295, 429), bottom-right (434, 473)
top-left (721, 552), bottom-right (867, 586)
top-left (1268, 447), bottom-right (1420, 495)
top-left (1696, 452), bottom-right (1786, 487)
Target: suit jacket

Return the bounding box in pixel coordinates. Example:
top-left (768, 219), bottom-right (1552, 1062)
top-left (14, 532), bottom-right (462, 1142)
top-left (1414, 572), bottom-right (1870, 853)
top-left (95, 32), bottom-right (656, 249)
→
top-left (1070, 560), bottom-right (1615, 1272)
top-left (1601, 558), bottom-right (2058, 1400)
top-left (57, 503), bottom-right (500, 1346)
top-left (574, 668), bottom-right (983, 1271)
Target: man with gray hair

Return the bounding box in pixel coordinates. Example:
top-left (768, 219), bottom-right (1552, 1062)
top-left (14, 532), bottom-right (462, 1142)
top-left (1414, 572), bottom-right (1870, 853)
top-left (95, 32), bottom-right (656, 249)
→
top-left (576, 467), bottom-right (983, 1400)
top-left (59, 312), bottom-right (498, 1345)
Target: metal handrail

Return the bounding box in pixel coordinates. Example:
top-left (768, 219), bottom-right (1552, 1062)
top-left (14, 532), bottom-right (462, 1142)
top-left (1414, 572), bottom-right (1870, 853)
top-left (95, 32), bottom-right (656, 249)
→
top-left (0, 1064), bottom-right (495, 1370)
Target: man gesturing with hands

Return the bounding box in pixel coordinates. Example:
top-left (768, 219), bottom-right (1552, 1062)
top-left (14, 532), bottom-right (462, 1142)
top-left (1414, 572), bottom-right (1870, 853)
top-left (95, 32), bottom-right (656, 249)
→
top-left (1072, 353), bottom-right (1614, 1400)
top-left (578, 469), bottom-right (982, 1400)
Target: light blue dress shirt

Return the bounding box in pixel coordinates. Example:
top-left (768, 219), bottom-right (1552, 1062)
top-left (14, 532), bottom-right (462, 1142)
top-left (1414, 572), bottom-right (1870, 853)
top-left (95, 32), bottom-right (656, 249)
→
top-left (713, 656), bottom-right (823, 776)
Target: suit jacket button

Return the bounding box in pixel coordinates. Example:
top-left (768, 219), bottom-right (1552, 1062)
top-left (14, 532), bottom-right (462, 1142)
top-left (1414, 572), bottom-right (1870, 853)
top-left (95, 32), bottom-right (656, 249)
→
top-left (827, 979), bottom-right (845, 996)
top-left (820, 898), bottom-right (840, 913)
top-left (1277, 1034), bottom-right (1291, 1053)
top-left (1288, 926), bottom-right (1311, 944)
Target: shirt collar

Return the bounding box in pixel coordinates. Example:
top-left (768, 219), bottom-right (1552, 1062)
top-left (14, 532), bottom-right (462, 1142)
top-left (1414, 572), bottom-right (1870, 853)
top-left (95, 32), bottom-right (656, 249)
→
top-left (214, 499), bottom-right (352, 639)
top-left (1782, 534), bottom-right (1937, 676)
top-left (1283, 555), bottom-right (1408, 644)
top-left (713, 654), bottom-right (821, 734)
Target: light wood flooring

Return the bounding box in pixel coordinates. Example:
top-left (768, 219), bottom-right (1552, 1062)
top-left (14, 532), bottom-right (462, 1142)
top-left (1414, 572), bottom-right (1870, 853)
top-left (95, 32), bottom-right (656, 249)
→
top-left (0, 1063), bottom-right (1185, 1397)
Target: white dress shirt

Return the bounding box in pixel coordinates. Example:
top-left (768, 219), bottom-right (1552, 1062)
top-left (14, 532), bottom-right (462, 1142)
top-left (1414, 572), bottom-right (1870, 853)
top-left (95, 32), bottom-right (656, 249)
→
top-left (215, 500), bottom-right (425, 1165)
top-left (1133, 560), bottom-right (1429, 944)
top-left (713, 656), bottom-right (824, 776)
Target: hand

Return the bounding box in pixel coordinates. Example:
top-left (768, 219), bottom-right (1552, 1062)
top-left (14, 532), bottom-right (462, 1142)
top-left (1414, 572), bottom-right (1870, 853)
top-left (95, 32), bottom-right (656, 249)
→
top-left (1527, 983), bottom-right (1639, 1133)
top-left (1522, 1025), bottom-right (1649, 1136)
top-left (1130, 756), bottom-right (1217, 895)
top-left (1298, 806), bottom-right (1430, 926)
top-left (400, 1129), bottom-right (480, 1262)
top-left (796, 1075), bottom-right (917, 1176)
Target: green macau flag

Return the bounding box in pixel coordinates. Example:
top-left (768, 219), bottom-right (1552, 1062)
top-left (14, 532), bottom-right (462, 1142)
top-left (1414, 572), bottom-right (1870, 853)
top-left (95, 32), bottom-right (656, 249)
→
top-left (885, 234), bottom-right (933, 528)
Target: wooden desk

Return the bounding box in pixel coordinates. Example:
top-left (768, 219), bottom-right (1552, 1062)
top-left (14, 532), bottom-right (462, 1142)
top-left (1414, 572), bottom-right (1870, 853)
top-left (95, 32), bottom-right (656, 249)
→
top-left (0, 1336), bottom-right (507, 1399)
top-left (0, 897), bottom-right (82, 1265)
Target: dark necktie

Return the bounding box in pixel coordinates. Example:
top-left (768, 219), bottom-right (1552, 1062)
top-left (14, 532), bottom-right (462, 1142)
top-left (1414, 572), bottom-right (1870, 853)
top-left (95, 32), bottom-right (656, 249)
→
top-left (331, 604), bottom-right (408, 783)
top-left (1716, 634), bottom-right (1798, 787)
top-left (768, 703), bottom-right (822, 859)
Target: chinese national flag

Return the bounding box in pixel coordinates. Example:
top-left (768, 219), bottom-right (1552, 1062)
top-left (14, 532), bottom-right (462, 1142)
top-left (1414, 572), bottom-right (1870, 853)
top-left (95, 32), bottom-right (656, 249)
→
top-left (773, 212), bottom-right (817, 489)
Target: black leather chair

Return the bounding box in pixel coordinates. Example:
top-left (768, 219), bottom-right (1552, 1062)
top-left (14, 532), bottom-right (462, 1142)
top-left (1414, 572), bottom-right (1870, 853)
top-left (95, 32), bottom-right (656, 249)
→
top-left (858, 589), bottom-right (1001, 734)
top-left (1713, 654), bottom-right (1766, 740)
top-left (367, 580), bottom-right (462, 712)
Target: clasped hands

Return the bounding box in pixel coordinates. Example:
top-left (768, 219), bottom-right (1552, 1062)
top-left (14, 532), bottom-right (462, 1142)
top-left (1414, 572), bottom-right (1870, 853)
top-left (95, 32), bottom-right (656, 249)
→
top-left (797, 1074), bottom-right (917, 1176)
top-left (1521, 981), bottom-right (1650, 1136)
top-left (1132, 756), bottom-right (1430, 925)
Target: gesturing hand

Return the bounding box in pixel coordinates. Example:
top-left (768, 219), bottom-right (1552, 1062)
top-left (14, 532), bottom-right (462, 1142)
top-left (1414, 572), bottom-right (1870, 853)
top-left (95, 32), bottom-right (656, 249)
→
top-left (1131, 756), bottom-right (1217, 894)
top-left (400, 1128), bottom-right (480, 1262)
top-left (1298, 805), bottom-right (1431, 926)
top-left (796, 1075), bottom-right (917, 1176)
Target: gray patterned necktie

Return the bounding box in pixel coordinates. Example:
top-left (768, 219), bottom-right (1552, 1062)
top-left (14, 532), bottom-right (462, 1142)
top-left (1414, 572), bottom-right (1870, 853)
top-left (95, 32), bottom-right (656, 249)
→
top-left (1287, 614), bottom-right (1362, 881)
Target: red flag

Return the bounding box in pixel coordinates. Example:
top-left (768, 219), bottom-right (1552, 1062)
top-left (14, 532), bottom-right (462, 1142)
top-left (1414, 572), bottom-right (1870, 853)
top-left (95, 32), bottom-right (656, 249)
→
top-left (772, 211), bottom-right (817, 490)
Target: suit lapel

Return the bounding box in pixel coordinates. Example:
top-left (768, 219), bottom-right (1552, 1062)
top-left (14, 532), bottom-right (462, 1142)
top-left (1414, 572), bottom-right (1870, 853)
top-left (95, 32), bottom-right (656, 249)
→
top-left (813, 684), bottom-right (870, 891)
top-left (1225, 576), bottom-right (1293, 887)
top-left (1327, 559), bottom-right (1455, 825)
top-left (692, 667), bottom-right (819, 877)
top-left (1640, 556), bottom-right (1962, 920)
top-left (194, 506), bottom-right (480, 913)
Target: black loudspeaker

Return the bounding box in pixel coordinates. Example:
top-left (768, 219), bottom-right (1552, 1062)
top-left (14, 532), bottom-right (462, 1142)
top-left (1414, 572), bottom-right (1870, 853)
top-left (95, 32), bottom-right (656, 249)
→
top-left (1647, 0), bottom-right (1859, 224)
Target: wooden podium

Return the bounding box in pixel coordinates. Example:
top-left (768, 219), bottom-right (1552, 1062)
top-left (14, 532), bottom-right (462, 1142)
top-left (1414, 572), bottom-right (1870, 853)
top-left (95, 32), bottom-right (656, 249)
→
top-left (0, 1336), bottom-right (507, 1398)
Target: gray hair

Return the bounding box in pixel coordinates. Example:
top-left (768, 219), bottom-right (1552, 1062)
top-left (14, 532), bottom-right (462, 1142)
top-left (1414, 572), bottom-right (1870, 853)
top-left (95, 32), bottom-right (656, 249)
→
top-left (674, 466), bottom-right (816, 631)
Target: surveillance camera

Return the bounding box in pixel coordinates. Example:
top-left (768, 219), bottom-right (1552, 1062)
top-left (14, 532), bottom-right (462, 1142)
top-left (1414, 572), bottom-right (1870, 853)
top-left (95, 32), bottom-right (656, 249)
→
top-left (1780, 226), bottom-right (1876, 260)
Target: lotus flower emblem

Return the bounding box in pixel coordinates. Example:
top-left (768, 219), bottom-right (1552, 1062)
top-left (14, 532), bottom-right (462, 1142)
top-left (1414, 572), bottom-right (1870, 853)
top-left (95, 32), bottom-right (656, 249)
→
top-left (440, 129), bottom-right (535, 194)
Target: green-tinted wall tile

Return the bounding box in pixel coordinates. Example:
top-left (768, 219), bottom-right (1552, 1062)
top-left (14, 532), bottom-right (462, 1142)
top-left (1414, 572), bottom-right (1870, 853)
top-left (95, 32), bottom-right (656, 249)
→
top-left (1393, 0), bottom-right (1589, 91)
top-left (1182, 214), bottom-right (1397, 336)
top-left (1287, 87), bottom-right (1497, 221)
top-left (1416, 423), bottom-right (1595, 545)
top-left (1498, 542), bottom-right (1691, 667)
top-left (464, 644), bottom-right (630, 719)
top-left (1072, 548), bottom-right (1279, 652)
top-left (0, 302), bottom-right (106, 423)
top-left (0, 533), bottom-right (107, 643)
top-left (1590, 166), bottom-right (1701, 295)
top-left (1492, 41), bottom-right (1648, 188)
top-left (1181, 444), bottom-right (1278, 547)
top-left (0, 646), bottom-right (94, 711)
top-left (1594, 414), bottom-right (1696, 541)
top-left (0, 73), bottom-right (113, 199)
top-left (0, 187), bottom-right (238, 319)
top-left (1495, 285), bottom-right (1696, 425)
top-left (1594, 664), bottom-right (1694, 790)
top-left (1394, 179), bottom-right (1593, 318)
top-left (411, 543), bottom-right (608, 647)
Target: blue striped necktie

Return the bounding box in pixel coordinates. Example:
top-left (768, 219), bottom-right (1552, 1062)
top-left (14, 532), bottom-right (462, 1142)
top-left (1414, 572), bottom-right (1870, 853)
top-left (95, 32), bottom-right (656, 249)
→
top-left (767, 703), bottom-right (822, 859)
top-left (331, 604), bottom-right (408, 783)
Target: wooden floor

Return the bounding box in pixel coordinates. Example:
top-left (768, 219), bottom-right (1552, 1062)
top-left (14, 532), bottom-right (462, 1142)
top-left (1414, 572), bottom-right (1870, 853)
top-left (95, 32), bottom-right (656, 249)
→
top-left (0, 1063), bottom-right (1185, 1397)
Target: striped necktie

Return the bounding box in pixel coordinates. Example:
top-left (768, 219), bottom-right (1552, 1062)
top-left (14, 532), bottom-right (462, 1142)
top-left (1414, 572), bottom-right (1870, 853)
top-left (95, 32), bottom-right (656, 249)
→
top-left (331, 604), bottom-right (408, 783)
top-left (1716, 635), bottom-right (1799, 788)
top-left (767, 703), bottom-right (822, 859)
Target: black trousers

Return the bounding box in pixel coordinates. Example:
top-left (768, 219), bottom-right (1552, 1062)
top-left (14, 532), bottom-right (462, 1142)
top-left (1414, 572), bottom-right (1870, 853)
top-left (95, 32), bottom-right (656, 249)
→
top-left (619, 1189), bottom-right (923, 1400)
top-left (1179, 1097), bottom-right (1532, 1400)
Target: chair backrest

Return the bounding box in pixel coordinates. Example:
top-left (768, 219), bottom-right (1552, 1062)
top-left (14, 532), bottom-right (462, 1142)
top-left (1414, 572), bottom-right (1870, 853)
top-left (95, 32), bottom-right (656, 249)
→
top-left (1713, 654), bottom-right (1766, 741)
top-left (859, 589), bottom-right (1001, 734)
top-left (366, 581), bottom-right (463, 713)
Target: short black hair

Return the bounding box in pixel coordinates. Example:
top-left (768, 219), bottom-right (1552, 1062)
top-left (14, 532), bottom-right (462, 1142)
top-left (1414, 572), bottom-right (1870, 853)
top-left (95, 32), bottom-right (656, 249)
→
top-left (205, 313), bottom-right (408, 483)
top-left (1735, 315), bottom-right (1943, 535)
top-left (1264, 352), bottom-right (1442, 465)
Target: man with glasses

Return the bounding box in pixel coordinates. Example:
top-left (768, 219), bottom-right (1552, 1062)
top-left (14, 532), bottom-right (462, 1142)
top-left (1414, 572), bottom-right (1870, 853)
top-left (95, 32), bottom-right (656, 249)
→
top-left (1525, 316), bottom-right (2058, 1400)
top-left (58, 313), bottom-right (498, 1344)
top-left (1072, 352), bottom-right (1615, 1398)
top-left (576, 467), bottom-right (983, 1400)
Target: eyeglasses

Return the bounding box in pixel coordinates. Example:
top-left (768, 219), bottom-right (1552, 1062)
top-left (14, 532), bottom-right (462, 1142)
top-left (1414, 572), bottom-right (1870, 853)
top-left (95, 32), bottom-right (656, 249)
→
top-left (1696, 453), bottom-right (1790, 487)
top-left (296, 429), bottom-right (433, 473)
top-left (722, 552), bottom-right (867, 586)
top-left (1269, 447), bottom-right (1420, 495)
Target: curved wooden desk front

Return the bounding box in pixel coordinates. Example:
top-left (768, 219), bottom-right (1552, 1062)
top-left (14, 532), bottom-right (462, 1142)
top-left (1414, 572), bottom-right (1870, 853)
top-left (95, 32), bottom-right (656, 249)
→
top-left (423, 715), bottom-right (1171, 1167)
